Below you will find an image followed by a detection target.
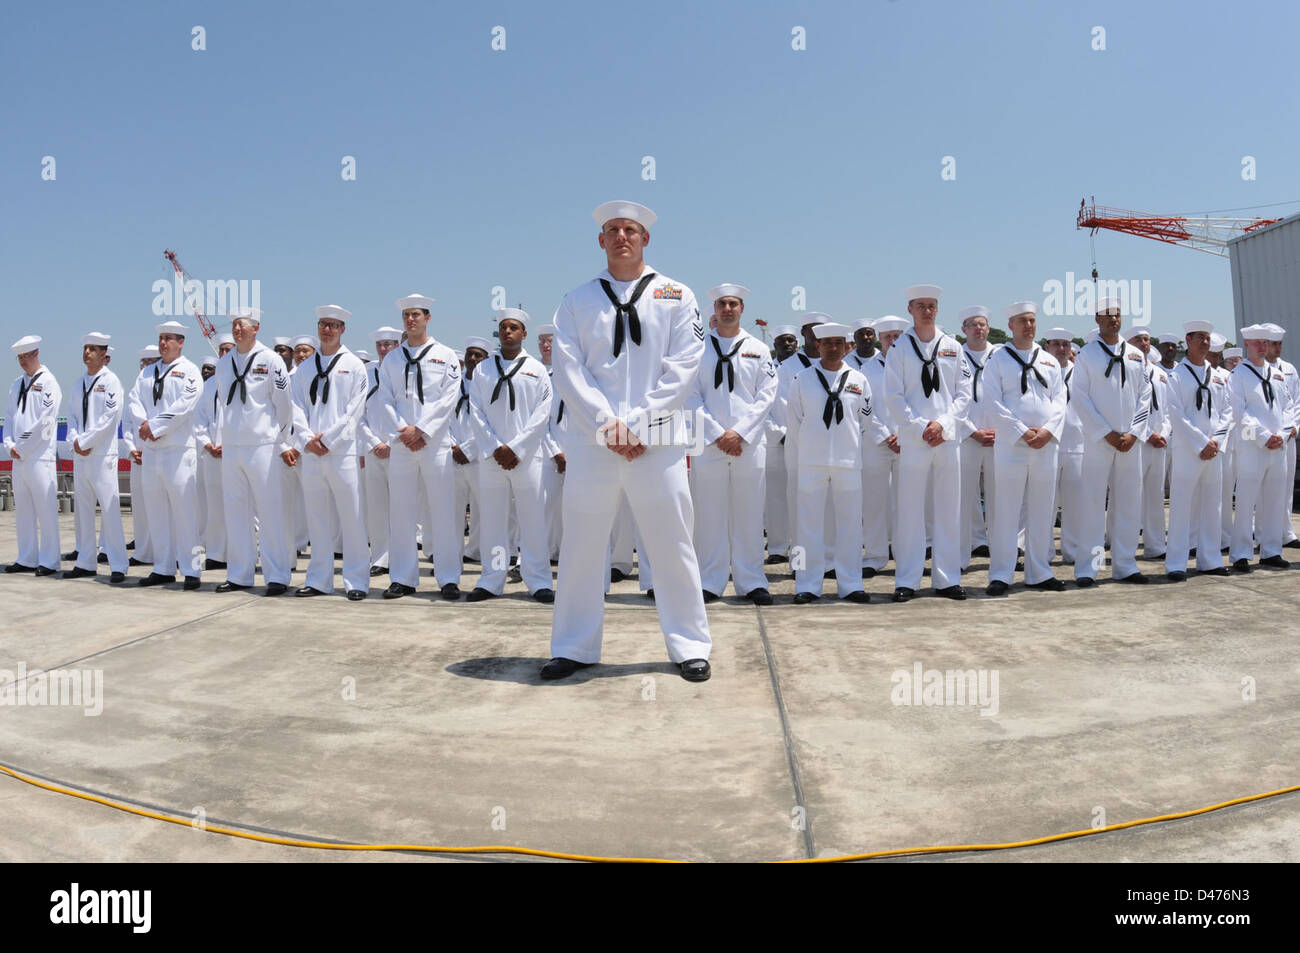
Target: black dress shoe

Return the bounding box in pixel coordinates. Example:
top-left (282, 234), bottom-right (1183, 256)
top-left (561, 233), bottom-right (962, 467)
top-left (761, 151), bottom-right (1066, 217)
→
top-left (862, 567), bottom-right (878, 579)
top-left (110, 572), bottom-right (125, 584)
top-left (1188, 549), bottom-right (1197, 558)
top-left (1116, 572), bottom-right (1149, 585)
top-left (126, 539), bottom-right (135, 550)
top-left (34, 566), bottom-right (57, 577)
top-left (204, 559), bottom-right (227, 570)
top-left (216, 581), bottom-right (250, 592)
top-left (1076, 576), bottom-right (1096, 588)
top-left (610, 568), bottom-right (627, 583)
top-left (986, 580), bottom-right (1009, 596)
top-left (1202, 567), bottom-right (1230, 576)
top-left (466, 587), bottom-right (496, 602)
top-left (97, 552), bottom-right (108, 564)
top-left (1029, 578), bottom-right (1067, 592)
top-left (893, 587), bottom-right (915, 603)
top-left (792, 591), bottom-right (820, 604)
top-left (1232, 558), bottom-right (1252, 574)
top-left (540, 657), bottom-right (594, 680)
top-left (138, 572), bottom-right (175, 586)
top-left (346, 590), bottom-right (366, 601)
top-left (183, 576), bottom-right (200, 590)
top-left (936, 585), bottom-right (967, 600)
top-left (644, 589), bottom-right (655, 600)
top-left (1284, 539), bottom-right (1300, 549)
top-left (702, 589), bottom-right (719, 603)
top-left (1166, 571), bottom-right (1187, 582)
top-left (383, 582), bottom-right (415, 599)
top-left (333, 552), bottom-right (343, 560)
top-left (62, 567), bottom-right (96, 579)
top-left (824, 569), bottom-right (836, 580)
top-left (4, 563), bottom-right (35, 573)
top-left (265, 582), bottom-right (288, 596)
top-left (745, 588), bottom-right (774, 606)
top-left (62, 550), bottom-right (78, 561)
top-left (533, 588), bottom-right (555, 604)
top-left (970, 545), bottom-right (990, 557)
top-left (679, 658), bottom-right (711, 682)
top-left (1260, 555), bottom-right (1291, 569)
top-left (842, 590), bottom-right (871, 604)
top-left (129, 557), bottom-right (150, 567)
top-left (369, 565), bottom-right (389, 576)
top-left (764, 553), bottom-right (788, 565)
top-left (441, 583), bottom-right (461, 600)
top-left (296, 586), bottom-right (327, 597)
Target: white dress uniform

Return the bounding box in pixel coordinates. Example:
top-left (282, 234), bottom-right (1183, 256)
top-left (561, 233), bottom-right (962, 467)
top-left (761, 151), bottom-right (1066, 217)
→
top-left (541, 366), bottom-right (567, 560)
top-left (1228, 357), bottom-right (1290, 562)
top-left (986, 344), bottom-right (1065, 585)
top-left (1215, 363), bottom-right (1236, 550)
top-left (4, 362), bottom-right (62, 570)
top-left (359, 361), bottom-right (391, 571)
top-left (551, 263), bottom-right (711, 664)
top-left (790, 359), bottom-right (873, 596)
top-left (1138, 364), bottom-right (1172, 557)
top-left (193, 375), bottom-right (227, 563)
top-left (468, 348), bottom-right (553, 594)
top-left (1165, 358), bottom-right (1232, 573)
top-left (762, 390), bottom-right (789, 559)
top-left (121, 366), bottom-right (153, 562)
top-left (884, 328), bottom-right (973, 591)
top-left (1055, 362), bottom-right (1086, 563)
top-left (449, 377), bottom-right (482, 562)
top-left (290, 345), bottom-right (370, 593)
top-left (777, 351), bottom-right (816, 550)
top-left (686, 328), bottom-right (778, 596)
top-left (284, 365), bottom-right (311, 554)
top-left (1070, 337), bottom-right (1152, 581)
top-left (858, 351), bottom-right (897, 570)
top-left (1270, 354), bottom-right (1299, 543)
top-left (958, 343), bottom-right (1000, 561)
top-left (127, 354), bottom-right (203, 578)
top-left (216, 341), bottom-right (295, 586)
top-left (67, 366), bottom-right (127, 574)
top-left (375, 337), bottom-right (462, 590)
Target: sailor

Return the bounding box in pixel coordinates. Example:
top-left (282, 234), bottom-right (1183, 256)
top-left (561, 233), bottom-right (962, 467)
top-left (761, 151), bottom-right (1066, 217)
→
top-left (1128, 326), bottom-right (1170, 559)
top-left (213, 308), bottom-right (294, 595)
top-left (1043, 328), bottom-right (1084, 564)
top-left (122, 345), bottom-right (160, 565)
top-left (358, 327), bottom-right (401, 577)
top-left (884, 284), bottom-right (973, 601)
top-left (845, 318), bottom-right (878, 370)
top-left (789, 322), bottom-right (874, 603)
top-left (1219, 345), bottom-right (1242, 550)
top-left (536, 324), bottom-right (566, 561)
top-left (762, 323), bottom-right (799, 563)
top-left (1262, 324), bottom-right (1300, 548)
top-left (1070, 298), bottom-right (1153, 586)
top-left (282, 334), bottom-right (316, 554)
top-left (375, 293), bottom-right (463, 599)
top-left (778, 317), bottom-right (824, 560)
top-left (454, 337), bottom-right (491, 564)
top-left (1156, 334), bottom-right (1180, 372)
top-left (194, 333), bottom-right (234, 571)
top-left (272, 337), bottom-right (294, 370)
top-left (859, 316), bottom-right (907, 576)
top-left (544, 200), bottom-right (712, 681)
top-left (291, 335), bottom-right (317, 367)
top-left (956, 306), bottom-right (1000, 563)
top-left (126, 321), bottom-right (203, 588)
top-left (465, 308), bottom-right (554, 602)
top-left (63, 332), bottom-right (127, 583)
top-left (1164, 321), bottom-right (1232, 580)
top-left (686, 283), bottom-right (778, 604)
top-left (1228, 325), bottom-right (1291, 572)
top-left (984, 303), bottom-right (1066, 594)
top-left (290, 305), bottom-right (370, 599)
top-left (4, 335), bottom-right (62, 575)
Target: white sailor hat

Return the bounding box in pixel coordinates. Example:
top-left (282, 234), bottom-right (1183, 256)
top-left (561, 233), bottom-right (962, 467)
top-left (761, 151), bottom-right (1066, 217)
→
top-left (496, 307), bottom-right (529, 327)
top-left (273, 337), bottom-right (292, 347)
top-left (316, 304), bottom-right (351, 322)
top-left (155, 320), bottom-right (188, 336)
top-left (1223, 347), bottom-right (1243, 359)
top-left (354, 349), bottom-right (372, 362)
top-left (1122, 325), bottom-right (1151, 341)
top-left (1070, 343), bottom-right (1080, 354)
top-left (1209, 332), bottom-right (1226, 350)
top-left (371, 326), bottom-right (401, 344)
top-left (799, 312), bottom-right (831, 328)
top-left (1261, 322), bottom-right (1286, 340)
top-left (536, 324), bottom-right (557, 337)
top-left (453, 349), bottom-right (465, 361)
top-left (1084, 328), bottom-right (1099, 341)
top-left (1096, 295), bottom-right (1124, 314)
top-left (707, 283), bottom-right (750, 302)
top-left (1154, 332), bottom-right (1181, 345)
top-left (82, 331), bottom-right (111, 347)
top-left (772, 324), bottom-right (799, 338)
top-left (396, 293), bottom-right (436, 311)
top-left (852, 317), bottom-right (875, 332)
top-left (957, 306), bottom-right (989, 322)
top-left (1005, 301), bottom-right (1037, 319)
top-left (464, 336), bottom-right (492, 353)
top-left (215, 333), bottom-right (234, 348)
top-left (873, 316), bottom-right (910, 335)
top-left (138, 344), bottom-right (159, 359)
top-left (592, 200), bottom-right (657, 229)
top-left (1241, 324), bottom-right (1270, 341)
top-left (201, 355), bottom-right (216, 367)
top-left (291, 335), bottom-right (317, 349)
top-left (11, 334), bottom-right (41, 354)
top-left (1181, 321), bottom-right (1214, 337)
top-left (1042, 327), bottom-right (1074, 342)
top-left (229, 307), bottom-right (263, 326)
top-left (812, 322), bottom-right (852, 340)
top-left (906, 284), bottom-right (942, 302)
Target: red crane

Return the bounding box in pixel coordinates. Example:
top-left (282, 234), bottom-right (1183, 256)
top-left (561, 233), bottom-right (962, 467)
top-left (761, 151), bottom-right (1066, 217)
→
top-left (1077, 198), bottom-right (1283, 259)
top-left (163, 249), bottom-right (218, 351)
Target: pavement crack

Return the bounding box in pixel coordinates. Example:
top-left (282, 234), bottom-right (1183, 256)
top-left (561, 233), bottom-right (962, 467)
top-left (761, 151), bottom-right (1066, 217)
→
top-left (755, 606), bottom-right (815, 859)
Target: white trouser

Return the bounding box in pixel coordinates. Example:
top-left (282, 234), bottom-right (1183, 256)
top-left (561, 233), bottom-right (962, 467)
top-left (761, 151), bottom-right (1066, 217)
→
top-left (1285, 437), bottom-right (1298, 542)
top-left (895, 440), bottom-right (961, 590)
top-left (1077, 440), bottom-right (1142, 580)
top-left (129, 461), bottom-right (152, 560)
top-left (1166, 444), bottom-right (1224, 573)
top-left (610, 494), bottom-right (635, 575)
top-left (476, 453), bottom-right (550, 594)
top-left (1231, 442), bottom-right (1288, 562)
top-left (795, 464), bottom-right (863, 597)
top-left (364, 451), bottom-right (390, 568)
top-left (1139, 442), bottom-right (1168, 555)
top-left (388, 441), bottom-right (461, 589)
top-left (143, 444), bottom-right (200, 578)
top-left (12, 456), bottom-right (60, 569)
top-left (959, 438), bottom-right (994, 558)
top-left (552, 442), bottom-right (711, 664)
top-left (691, 441), bottom-right (768, 597)
top-left (282, 463), bottom-right (309, 550)
top-left (1056, 450), bottom-right (1084, 563)
top-left (198, 451), bottom-right (226, 561)
top-left (195, 453), bottom-right (207, 545)
top-left (452, 458), bottom-right (480, 561)
top-left (1220, 449), bottom-right (1235, 550)
top-left (73, 452), bottom-right (126, 573)
top-left (764, 442), bottom-right (789, 557)
top-left (302, 452), bottom-right (369, 593)
top-left (861, 443), bottom-right (896, 569)
top-left (990, 440), bottom-right (1058, 584)
top-left (542, 455), bottom-right (564, 560)
top-left (222, 443), bottom-right (292, 586)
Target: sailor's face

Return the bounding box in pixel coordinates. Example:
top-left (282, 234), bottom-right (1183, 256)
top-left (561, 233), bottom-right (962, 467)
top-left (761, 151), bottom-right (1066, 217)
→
top-left (294, 344), bottom-right (315, 365)
top-left (231, 319), bottom-right (258, 349)
top-left (402, 308), bottom-right (430, 338)
top-left (1185, 332), bottom-right (1210, 363)
top-left (1045, 339), bottom-right (1072, 364)
top-left (317, 318), bottom-right (345, 349)
top-left (375, 339), bottom-right (398, 360)
top-left (908, 298), bottom-right (939, 322)
top-left (537, 334), bottom-right (553, 362)
top-left (464, 347), bottom-right (488, 375)
top-left (17, 349), bottom-right (39, 375)
top-left (962, 316), bottom-right (989, 346)
top-left (218, 343), bottom-right (235, 357)
top-left (774, 334), bottom-right (798, 359)
top-left (158, 334), bottom-right (184, 363)
top-left (1095, 309), bottom-right (1122, 337)
top-left (598, 219), bottom-right (647, 262)
top-left (713, 296), bottom-right (743, 328)
top-left (818, 337), bottom-right (848, 362)
top-left (879, 330), bottom-right (902, 352)
top-left (201, 364), bottom-right (216, 380)
top-left (497, 318), bottom-right (526, 351)
top-left (82, 344), bottom-right (107, 370)
top-left (1009, 313), bottom-right (1036, 346)
top-left (853, 327), bottom-right (876, 351)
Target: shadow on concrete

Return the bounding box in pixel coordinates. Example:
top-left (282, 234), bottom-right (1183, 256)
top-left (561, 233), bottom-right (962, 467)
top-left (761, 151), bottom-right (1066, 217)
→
top-left (446, 656), bottom-right (680, 685)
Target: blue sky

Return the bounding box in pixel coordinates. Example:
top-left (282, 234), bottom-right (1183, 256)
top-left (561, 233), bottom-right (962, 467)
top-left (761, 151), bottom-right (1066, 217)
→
top-left (3, 0), bottom-right (1298, 390)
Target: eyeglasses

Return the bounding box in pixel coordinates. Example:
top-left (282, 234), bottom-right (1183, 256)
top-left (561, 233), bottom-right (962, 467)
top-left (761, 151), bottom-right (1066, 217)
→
top-left (317, 321), bottom-right (344, 330)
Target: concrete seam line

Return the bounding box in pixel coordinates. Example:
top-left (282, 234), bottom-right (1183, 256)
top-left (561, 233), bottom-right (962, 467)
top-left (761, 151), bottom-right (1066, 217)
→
top-left (754, 606), bottom-right (816, 860)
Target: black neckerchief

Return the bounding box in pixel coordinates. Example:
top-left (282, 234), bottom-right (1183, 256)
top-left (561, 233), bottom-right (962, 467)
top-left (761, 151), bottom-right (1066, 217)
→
top-left (598, 272), bottom-right (656, 358)
top-left (964, 348), bottom-right (986, 401)
top-left (152, 364), bottom-right (166, 403)
top-left (310, 351), bottom-right (344, 405)
top-left (403, 344), bottom-right (434, 402)
top-left (1097, 339), bottom-right (1126, 387)
top-left (81, 373), bottom-right (101, 425)
top-left (491, 354), bottom-right (526, 411)
top-left (1064, 366), bottom-right (1072, 403)
top-left (1181, 361), bottom-right (1212, 415)
top-left (908, 334), bottom-right (941, 397)
top-left (814, 368), bottom-right (848, 429)
top-left (711, 335), bottom-right (743, 391)
top-left (1242, 361), bottom-right (1274, 409)
top-left (455, 380), bottom-right (469, 417)
top-left (1004, 347), bottom-right (1047, 395)
top-left (227, 353), bottom-right (256, 405)
top-left (17, 370), bottom-right (43, 413)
